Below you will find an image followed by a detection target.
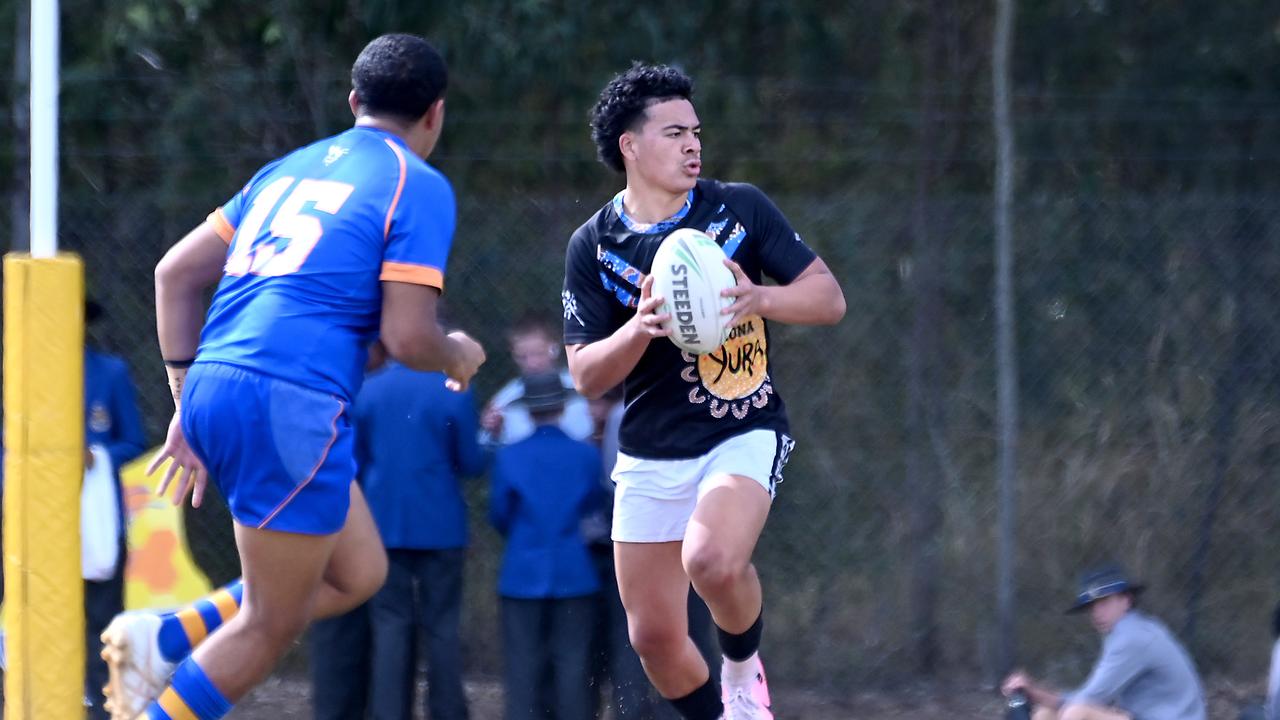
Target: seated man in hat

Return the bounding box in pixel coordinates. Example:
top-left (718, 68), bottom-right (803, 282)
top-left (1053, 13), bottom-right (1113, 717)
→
top-left (1001, 563), bottom-right (1207, 720)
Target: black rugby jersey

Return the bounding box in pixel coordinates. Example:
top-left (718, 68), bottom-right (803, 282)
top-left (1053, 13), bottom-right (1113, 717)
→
top-left (562, 179), bottom-right (817, 459)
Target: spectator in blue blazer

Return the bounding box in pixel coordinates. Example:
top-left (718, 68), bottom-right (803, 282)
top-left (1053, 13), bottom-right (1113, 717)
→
top-left (306, 340), bottom-right (385, 720)
top-left (83, 298), bottom-right (148, 720)
top-left (362, 345), bottom-right (486, 720)
top-left (309, 339), bottom-right (486, 720)
top-left (490, 371), bottom-right (608, 720)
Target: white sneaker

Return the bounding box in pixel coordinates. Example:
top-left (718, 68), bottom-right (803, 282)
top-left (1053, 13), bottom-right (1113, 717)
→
top-left (99, 611), bottom-right (177, 720)
top-left (721, 653), bottom-right (773, 720)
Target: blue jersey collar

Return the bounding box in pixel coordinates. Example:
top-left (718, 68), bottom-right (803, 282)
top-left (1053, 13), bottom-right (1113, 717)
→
top-left (350, 124), bottom-right (412, 152)
top-left (612, 189), bottom-right (695, 235)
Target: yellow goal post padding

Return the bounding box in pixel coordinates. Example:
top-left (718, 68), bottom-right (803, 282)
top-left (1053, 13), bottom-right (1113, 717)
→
top-left (3, 253), bottom-right (86, 719)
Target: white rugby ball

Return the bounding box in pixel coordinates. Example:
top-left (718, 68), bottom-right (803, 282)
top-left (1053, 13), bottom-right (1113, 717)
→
top-left (650, 227), bottom-right (736, 355)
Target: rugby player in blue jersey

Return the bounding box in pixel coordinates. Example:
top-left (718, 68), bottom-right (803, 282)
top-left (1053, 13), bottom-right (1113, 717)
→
top-left (98, 34), bottom-right (485, 720)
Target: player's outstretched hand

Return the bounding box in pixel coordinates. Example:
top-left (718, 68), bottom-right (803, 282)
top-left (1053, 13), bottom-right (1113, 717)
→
top-left (444, 330), bottom-right (486, 392)
top-left (635, 275), bottom-right (672, 339)
top-left (720, 258), bottom-right (764, 326)
top-left (147, 411), bottom-right (208, 508)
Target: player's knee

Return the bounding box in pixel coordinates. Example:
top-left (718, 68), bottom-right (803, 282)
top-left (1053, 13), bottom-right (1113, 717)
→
top-left (683, 546), bottom-right (749, 597)
top-left (627, 619), bottom-right (685, 662)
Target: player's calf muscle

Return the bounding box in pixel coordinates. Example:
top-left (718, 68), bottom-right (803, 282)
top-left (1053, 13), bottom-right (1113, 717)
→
top-left (241, 603), bottom-right (311, 645)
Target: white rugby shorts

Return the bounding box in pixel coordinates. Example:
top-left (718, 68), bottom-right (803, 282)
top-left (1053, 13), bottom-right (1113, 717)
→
top-left (610, 429), bottom-right (795, 543)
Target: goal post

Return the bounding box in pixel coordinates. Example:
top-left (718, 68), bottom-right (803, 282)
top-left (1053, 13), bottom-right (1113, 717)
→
top-left (3, 254), bottom-right (86, 719)
top-left (3, 0), bottom-right (87, 715)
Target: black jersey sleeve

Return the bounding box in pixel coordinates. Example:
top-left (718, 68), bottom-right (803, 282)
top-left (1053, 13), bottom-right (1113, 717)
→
top-left (563, 225), bottom-right (618, 345)
top-left (733, 183), bottom-right (818, 285)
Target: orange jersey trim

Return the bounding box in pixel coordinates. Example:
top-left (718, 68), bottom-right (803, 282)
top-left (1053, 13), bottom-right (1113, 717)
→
top-left (207, 208), bottom-right (236, 245)
top-left (382, 139), bottom-right (408, 240)
top-left (381, 261), bottom-right (444, 290)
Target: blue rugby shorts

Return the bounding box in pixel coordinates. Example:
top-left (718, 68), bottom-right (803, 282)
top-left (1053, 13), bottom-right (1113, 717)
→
top-left (181, 361), bottom-right (354, 535)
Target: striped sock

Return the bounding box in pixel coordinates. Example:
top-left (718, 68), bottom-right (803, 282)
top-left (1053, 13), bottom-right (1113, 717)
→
top-left (156, 579), bottom-right (245, 663)
top-left (146, 658), bottom-right (233, 719)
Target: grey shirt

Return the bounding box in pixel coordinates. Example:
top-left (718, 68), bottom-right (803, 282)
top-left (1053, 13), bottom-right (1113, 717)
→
top-left (1063, 611), bottom-right (1206, 720)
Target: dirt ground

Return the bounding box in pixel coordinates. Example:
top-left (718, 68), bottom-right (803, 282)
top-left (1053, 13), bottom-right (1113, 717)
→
top-left (226, 674), bottom-right (1265, 720)
top-left (0, 673), bottom-right (1260, 718)
top-left (229, 674), bottom-right (996, 719)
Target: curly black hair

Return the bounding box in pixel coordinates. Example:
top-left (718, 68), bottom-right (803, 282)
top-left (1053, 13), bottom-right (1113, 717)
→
top-left (351, 34), bottom-right (448, 123)
top-left (590, 63), bottom-right (694, 173)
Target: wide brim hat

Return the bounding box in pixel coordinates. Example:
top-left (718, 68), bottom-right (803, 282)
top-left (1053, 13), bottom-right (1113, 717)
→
top-left (520, 371), bottom-right (567, 414)
top-left (1066, 562), bottom-right (1146, 614)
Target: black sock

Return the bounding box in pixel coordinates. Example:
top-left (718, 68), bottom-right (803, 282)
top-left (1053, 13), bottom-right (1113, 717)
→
top-left (668, 677), bottom-right (723, 720)
top-left (716, 609), bottom-right (764, 662)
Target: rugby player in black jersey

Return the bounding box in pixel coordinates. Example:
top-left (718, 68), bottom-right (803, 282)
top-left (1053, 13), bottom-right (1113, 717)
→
top-left (561, 63), bottom-right (845, 720)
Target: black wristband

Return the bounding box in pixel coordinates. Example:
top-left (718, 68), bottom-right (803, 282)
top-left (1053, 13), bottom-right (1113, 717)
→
top-left (164, 358), bottom-right (196, 369)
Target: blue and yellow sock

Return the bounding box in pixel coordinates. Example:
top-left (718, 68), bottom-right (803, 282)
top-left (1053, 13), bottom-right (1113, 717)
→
top-left (157, 579), bottom-right (245, 663)
top-left (145, 658), bottom-right (233, 720)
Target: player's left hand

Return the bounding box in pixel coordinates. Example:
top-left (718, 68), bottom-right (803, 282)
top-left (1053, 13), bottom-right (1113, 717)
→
top-left (147, 411), bottom-right (209, 508)
top-left (443, 330), bottom-right (486, 392)
top-left (634, 274), bottom-right (672, 340)
top-left (720, 258), bottom-right (768, 326)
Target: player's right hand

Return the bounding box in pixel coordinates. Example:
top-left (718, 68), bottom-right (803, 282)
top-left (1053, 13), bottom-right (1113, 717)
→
top-left (147, 411), bottom-right (209, 508)
top-left (634, 274), bottom-right (672, 340)
top-left (444, 330), bottom-right (486, 392)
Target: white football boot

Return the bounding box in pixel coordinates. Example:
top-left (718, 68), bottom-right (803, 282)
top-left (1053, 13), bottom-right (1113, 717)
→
top-left (721, 652), bottom-right (773, 720)
top-left (99, 611), bottom-right (177, 720)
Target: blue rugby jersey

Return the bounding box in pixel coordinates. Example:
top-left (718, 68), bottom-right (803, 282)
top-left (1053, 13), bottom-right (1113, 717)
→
top-left (196, 126), bottom-right (455, 401)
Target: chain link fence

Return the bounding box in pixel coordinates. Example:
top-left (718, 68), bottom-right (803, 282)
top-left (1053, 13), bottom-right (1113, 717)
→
top-left (3, 86), bottom-right (1280, 701)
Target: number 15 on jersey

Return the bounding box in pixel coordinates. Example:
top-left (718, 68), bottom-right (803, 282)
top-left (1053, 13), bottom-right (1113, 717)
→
top-left (226, 177), bottom-right (355, 278)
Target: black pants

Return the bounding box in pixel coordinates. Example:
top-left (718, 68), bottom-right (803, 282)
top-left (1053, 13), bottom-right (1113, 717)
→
top-left (85, 547), bottom-right (126, 720)
top-left (368, 548), bottom-right (469, 720)
top-left (308, 603), bottom-right (372, 720)
top-left (502, 595), bottom-right (597, 720)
